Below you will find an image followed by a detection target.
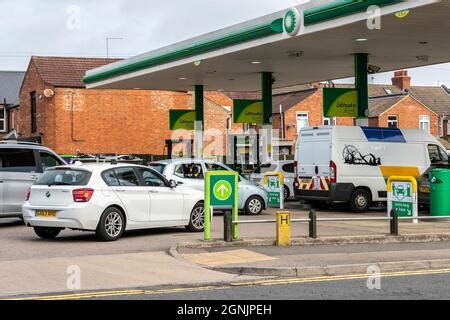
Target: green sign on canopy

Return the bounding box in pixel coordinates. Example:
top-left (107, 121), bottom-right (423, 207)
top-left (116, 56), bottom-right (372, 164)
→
top-left (233, 100), bottom-right (264, 124)
top-left (169, 110), bottom-right (196, 130)
top-left (323, 88), bottom-right (358, 118)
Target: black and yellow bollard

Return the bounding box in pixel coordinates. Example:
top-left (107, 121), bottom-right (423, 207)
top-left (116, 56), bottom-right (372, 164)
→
top-left (276, 211), bottom-right (291, 246)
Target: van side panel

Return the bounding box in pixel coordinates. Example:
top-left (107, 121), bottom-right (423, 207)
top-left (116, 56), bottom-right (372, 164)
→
top-left (336, 141), bottom-right (426, 201)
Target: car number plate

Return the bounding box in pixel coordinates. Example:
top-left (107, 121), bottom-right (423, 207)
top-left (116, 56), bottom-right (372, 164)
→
top-left (313, 177), bottom-right (321, 190)
top-left (36, 210), bottom-right (57, 218)
top-left (420, 186), bottom-right (430, 193)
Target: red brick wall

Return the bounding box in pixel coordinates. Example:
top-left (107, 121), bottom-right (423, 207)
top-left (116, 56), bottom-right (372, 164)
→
top-left (18, 60), bottom-right (193, 155)
top-left (377, 96), bottom-right (439, 136)
top-left (17, 61), bottom-right (56, 145)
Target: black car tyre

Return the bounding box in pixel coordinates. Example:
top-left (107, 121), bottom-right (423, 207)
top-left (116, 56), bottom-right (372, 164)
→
top-left (245, 196), bottom-right (264, 215)
top-left (96, 207), bottom-right (125, 241)
top-left (186, 202), bottom-right (204, 232)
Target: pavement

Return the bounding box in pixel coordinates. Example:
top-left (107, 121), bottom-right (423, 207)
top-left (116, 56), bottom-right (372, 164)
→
top-left (2, 201), bottom-right (450, 299)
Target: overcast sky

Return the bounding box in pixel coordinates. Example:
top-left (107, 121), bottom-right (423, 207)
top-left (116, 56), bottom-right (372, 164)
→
top-left (1, 0), bottom-right (449, 87)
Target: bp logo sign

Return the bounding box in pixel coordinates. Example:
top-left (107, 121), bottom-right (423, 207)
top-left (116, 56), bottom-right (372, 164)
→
top-left (284, 7), bottom-right (301, 36)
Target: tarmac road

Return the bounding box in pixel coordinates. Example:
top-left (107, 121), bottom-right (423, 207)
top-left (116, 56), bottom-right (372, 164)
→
top-left (15, 269), bottom-right (450, 300)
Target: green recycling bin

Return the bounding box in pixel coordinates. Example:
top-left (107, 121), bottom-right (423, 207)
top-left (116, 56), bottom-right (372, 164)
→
top-left (430, 168), bottom-right (450, 216)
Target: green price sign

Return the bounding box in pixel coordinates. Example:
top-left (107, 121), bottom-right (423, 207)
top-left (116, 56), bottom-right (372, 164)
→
top-left (266, 175), bottom-right (281, 207)
top-left (233, 100), bottom-right (264, 124)
top-left (169, 110), bottom-right (196, 130)
top-left (323, 88), bottom-right (358, 117)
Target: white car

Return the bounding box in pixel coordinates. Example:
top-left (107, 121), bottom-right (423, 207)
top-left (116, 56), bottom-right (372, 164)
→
top-left (149, 159), bottom-right (268, 215)
top-left (249, 161), bottom-right (295, 201)
top-left (22, 163), bottom-right (205, 241)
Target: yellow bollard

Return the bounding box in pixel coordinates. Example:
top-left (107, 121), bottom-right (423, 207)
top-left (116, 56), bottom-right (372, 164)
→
top-left (276, 211), bottom-right (291, 246)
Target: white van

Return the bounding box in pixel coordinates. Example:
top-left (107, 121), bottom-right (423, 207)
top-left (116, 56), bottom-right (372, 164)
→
top-left (294, 126), bottom-right (448, 212)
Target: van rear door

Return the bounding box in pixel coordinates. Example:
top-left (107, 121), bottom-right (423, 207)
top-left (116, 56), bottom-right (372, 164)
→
top-left (297, 128), bottom-right (332, 191)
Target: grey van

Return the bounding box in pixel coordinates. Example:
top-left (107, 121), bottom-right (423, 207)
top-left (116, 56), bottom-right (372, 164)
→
top-left (0, 141), bottom-right (64, 218)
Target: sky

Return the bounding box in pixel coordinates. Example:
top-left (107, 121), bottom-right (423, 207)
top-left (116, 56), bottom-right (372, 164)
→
top-left (0, 0), bottom-right (449, 87)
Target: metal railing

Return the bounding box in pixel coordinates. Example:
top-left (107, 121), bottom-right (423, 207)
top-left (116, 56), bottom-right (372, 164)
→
top-left (222, 209), bottom-right (450, 242)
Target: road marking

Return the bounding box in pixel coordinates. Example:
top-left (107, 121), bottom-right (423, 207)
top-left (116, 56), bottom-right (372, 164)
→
top-left (7, 268), bottom-right (450, 300)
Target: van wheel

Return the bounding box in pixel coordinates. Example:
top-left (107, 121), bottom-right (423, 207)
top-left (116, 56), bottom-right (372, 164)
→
top-left (34, 227), bottom-right (61, 239)
top-left (283, 185), bottom-right (290, 201)
top-left (96, 207), bottom-right (125, 241)
top-left (186, 202), bottom-right (204, 232)
top-left (350, 189), bottom-right (371, 213)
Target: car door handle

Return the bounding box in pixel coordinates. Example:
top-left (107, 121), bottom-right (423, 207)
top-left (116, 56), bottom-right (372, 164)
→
top-left (115, 189), bottom-right (126, 192)
top-left (30, 175), bottom-right (39, 181)
top-left (149, 190), bottom-right (159, 193)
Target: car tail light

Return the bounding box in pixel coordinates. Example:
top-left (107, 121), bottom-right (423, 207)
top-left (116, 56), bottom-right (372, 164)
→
top-left (25, 188), bottom-right (31, 201)
top-left (330, 161), bottom-right (337, 184)
top-left (73, 188), bottom-right (94, 202)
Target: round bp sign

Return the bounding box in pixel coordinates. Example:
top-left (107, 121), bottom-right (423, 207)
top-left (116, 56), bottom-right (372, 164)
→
top-left (284, 7), bottom-right (301, 36)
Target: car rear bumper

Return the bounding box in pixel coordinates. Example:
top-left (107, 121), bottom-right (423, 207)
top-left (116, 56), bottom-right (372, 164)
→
top-left (22, 203), bottom-right (102, 231)
top-left (294, 183), bottom-right (354, 203)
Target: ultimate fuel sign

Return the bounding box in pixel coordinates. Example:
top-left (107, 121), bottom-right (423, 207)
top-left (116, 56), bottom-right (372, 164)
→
top-left (233, 100), bottom-right (264, 124)
top-left (169, 110), bottom-right (195, 130)
top-left (323, 88), bottom-right (358, 117)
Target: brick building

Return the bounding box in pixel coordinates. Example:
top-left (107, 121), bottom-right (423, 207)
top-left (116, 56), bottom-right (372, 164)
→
top-left (15, 56), bottom-right (236, 159)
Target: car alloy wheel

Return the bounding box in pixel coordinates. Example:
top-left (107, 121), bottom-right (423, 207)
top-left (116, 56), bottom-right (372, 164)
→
top-left (247, 197), bottom-right (263, 215)
top-left (187, 203), bottom-right (205, 232)
top-left (105, 211), bottom-right (123, 238)
top-left (191, 206), bottom-right (205, 229)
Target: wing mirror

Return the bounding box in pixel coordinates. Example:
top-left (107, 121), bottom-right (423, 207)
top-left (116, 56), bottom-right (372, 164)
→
top-left (169, 179), bottom-right (178, 188)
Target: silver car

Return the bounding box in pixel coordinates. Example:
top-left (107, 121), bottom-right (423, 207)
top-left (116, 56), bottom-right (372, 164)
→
top-left (249, 161), bottom-right (295, 201)
top-left (0, 141), bottom-right (65, 218)
top-left (149, 159), bottom-right (268, 215)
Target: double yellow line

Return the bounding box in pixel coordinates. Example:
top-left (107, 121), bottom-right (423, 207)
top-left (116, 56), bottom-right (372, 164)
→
top-left (8, 268), bottom-right (450, 300)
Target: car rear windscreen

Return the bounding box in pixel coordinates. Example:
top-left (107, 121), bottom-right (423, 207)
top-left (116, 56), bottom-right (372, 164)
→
top-left (36, 169), bottom-right (92, 186)
top-left (149, 163), bottom-right (166, 174)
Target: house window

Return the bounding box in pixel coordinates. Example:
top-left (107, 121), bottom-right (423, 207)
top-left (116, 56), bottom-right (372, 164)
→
top-left (30, 91), bottom-right (37, 133)
top-left (0, 107), bottom-right (5, 132)
top-left (387, 115), bottom-right (398, 128)
top-left (419, 115), bottom-right (430, 133)
top-left (323, 117), bottom-right (336, 126)
top-left (296, 112), bottom-right (309, 132)
top-left (226, 116), bottom-right (232, 131)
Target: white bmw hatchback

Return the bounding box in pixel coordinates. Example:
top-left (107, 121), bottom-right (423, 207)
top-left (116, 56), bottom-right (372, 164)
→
top-left (22, 163), bottom-right (205, 241)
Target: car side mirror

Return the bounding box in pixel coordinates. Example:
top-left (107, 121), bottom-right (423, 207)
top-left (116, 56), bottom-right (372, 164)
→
top-left (169, 180), bottom-right (178, 188)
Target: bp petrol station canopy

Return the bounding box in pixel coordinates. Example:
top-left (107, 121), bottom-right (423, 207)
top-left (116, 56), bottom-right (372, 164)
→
top-left (84, 0), bottom-right (450, 92)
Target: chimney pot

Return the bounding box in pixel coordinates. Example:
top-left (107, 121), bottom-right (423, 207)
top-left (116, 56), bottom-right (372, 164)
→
top-left (392, 70), bottom-right (411, 91)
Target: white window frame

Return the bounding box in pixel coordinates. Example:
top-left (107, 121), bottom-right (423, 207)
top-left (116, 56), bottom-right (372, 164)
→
top-left (323, 116), bottom-right (336, 126)
top-left (419, 115), bottom-right (431, 133)
top-left (296, 112), bottom-right (309, 131)
top-left (0, 107), bottom-right (6, 133)
top-left (387, 115), bottom-right (398, 128)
